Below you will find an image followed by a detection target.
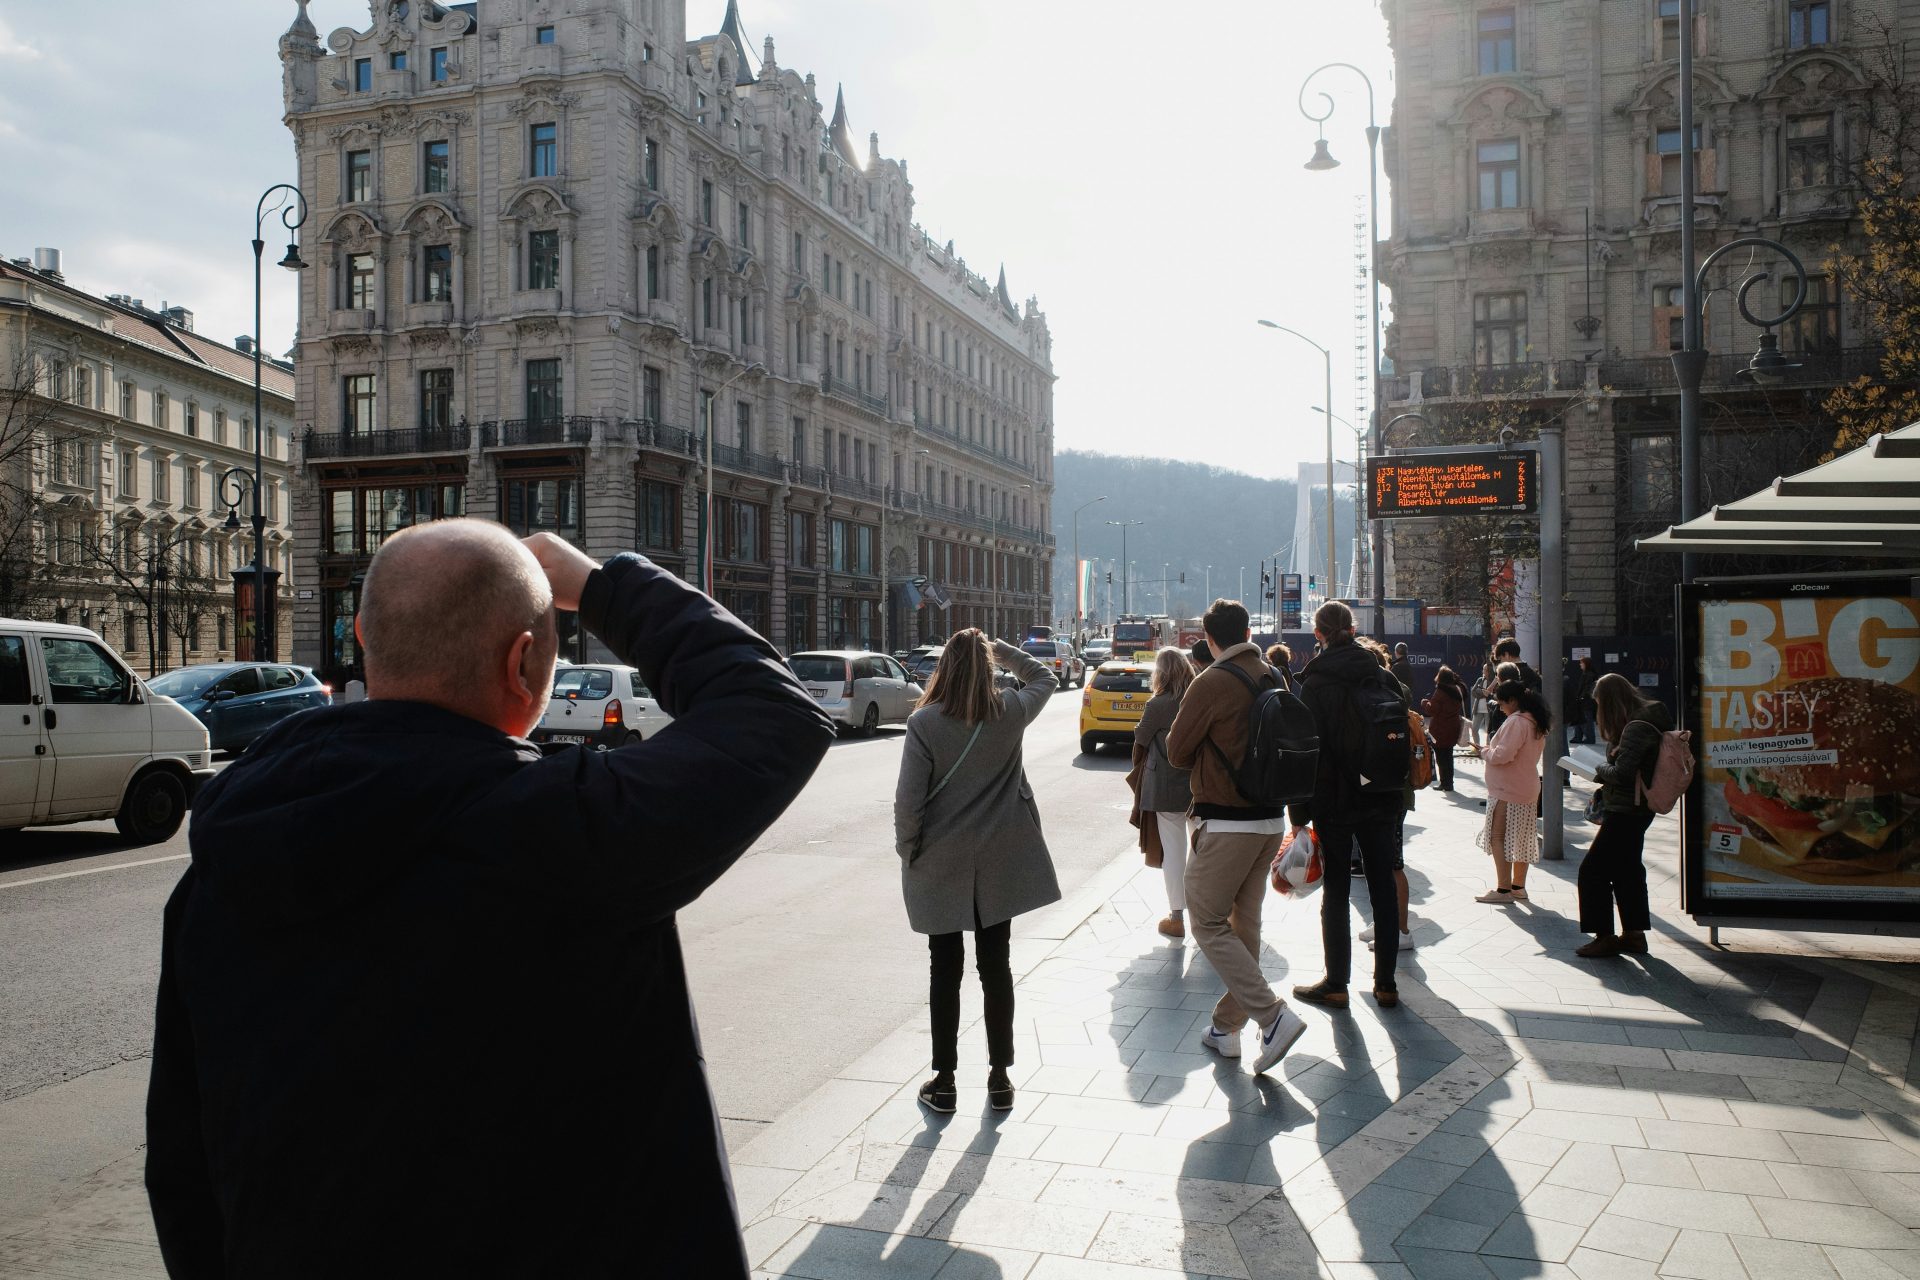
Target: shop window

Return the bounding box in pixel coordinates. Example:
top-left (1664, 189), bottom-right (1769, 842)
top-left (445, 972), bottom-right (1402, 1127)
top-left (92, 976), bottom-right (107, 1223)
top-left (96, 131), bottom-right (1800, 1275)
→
top-left (639, 479), bottom-right (680, 550)
top-left (503, 475), bottom-right (580, 540)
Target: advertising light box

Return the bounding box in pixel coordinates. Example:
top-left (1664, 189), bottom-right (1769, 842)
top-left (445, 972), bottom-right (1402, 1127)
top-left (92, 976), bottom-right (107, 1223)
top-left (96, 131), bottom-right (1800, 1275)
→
top-left (1367, 451), bottom-right (1537, 519)
top-left (1679, 575), bottom-right (1920, 923)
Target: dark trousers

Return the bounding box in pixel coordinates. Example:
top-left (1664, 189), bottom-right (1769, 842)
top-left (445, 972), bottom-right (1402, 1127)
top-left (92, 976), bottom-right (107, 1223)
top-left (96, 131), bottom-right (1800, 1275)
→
top-left (1314, 816), bottom-right (1401, 990)
top-left (1436, 747), bottom-right (1456, 791)
top-left (1578, 810), bottom-right (1655, 934)
top-left (929, 918), bottom-right (1014, 1072)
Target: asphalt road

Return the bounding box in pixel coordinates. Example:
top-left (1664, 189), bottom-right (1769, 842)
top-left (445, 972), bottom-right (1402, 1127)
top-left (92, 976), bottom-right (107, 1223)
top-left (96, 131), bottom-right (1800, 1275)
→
top-left (0, 683), bottom-right (1137, 1225)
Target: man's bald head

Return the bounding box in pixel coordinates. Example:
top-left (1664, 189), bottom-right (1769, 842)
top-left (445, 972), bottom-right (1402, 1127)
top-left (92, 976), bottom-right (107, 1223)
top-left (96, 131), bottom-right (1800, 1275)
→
top-left (358, 520), bottom-right (556, 721)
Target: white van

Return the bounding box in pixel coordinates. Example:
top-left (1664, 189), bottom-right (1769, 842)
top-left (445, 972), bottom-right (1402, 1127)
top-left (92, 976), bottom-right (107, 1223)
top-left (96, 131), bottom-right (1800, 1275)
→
top-left (0, 619), bottom-right (215, 843)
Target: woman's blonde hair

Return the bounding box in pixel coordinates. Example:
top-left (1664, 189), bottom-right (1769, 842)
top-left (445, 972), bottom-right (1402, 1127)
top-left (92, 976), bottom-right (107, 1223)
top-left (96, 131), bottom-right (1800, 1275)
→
top-left (919, 629), bottom-right (1003, 725)
top-left (1150, 647), bottom-right (1195, 698)
top-left (1593, 672), bottom-right (1655, 745)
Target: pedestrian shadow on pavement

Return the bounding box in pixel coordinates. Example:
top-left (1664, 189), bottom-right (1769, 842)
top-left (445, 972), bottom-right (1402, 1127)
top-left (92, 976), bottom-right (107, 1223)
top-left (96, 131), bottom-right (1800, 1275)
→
top-left (0, 829), bottom-right (143, 872)
top-left (775, 1115), bottom-right (1008, 1278)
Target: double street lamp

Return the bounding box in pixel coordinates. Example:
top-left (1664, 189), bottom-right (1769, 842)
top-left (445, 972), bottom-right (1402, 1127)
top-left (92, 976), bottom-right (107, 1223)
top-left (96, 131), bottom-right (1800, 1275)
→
top-left (231, 183), bottom-right (308, 663)
top-left (1105, 519), bottom-right (1142, 614)
top-left (1257, 320), bottom-right (1336, 599)
top-left (1299, 61), bottom-right (1386, 636)
top-left (697, 361), bottom-right (767, 595)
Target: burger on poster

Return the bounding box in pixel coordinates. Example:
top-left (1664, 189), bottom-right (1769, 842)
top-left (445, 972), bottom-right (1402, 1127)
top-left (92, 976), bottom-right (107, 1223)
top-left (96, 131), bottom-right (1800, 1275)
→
top-left (1719, 676), bottom-right (1920, 875)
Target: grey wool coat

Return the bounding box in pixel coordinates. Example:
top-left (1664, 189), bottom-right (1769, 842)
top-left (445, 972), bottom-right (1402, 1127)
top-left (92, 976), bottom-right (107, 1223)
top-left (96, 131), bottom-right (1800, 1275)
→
top-left (895, 640), bottom-right (1062, 935)
top-left (1132, 691), bottom-right (1193, 814)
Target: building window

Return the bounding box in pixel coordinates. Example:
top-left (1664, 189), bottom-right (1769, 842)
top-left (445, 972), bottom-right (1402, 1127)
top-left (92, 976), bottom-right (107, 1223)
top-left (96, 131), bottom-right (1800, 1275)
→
top-left (645, 244), bottom-right (660, 300)
top-left (183, 403), bottom-right (198, 438)
top-left (1477, 8), bottom-right (1518, 72)
top-left (184, 463), bottom-right (200, 509)
top-left (1784, 275), bottom-right (1841, 353)
top-left (525, 358), bottom-right (562, 423)
top-left (421, 243), bottom-right (453, 302)
top-left (1476, 139), bottom-right (1521, 208)
top-left (1656, 125), bottom-right (1701, 196)
top-left (119, 448), bottom-right (137, 498)
top-left (714, 497), bottom-right (766, 563)
top-left (1653, 283), bottom-right (1685, 351)
top-left (1626, 435), bottom-right (1678, 515)
top-left (787, 593), bottom-right (815, 653)
top-left (152, 457), bottom-right (170, 503)
top-left (423, 139), bottom-right (449, 192)
top-left (701, 276), bottom-right (715, 329)
top-left (430, 47), bottom-right (449, 82)
top-left (643, 136), bottom-right (659, 189)
top-left (1789, 0), bottom-right (1829, 47)
top-left (790, 416), bottom-right (807, 465)
top-left (389, 50), bottom-right (407, 70)
top-left (792, 230), bottom-right (804, 272)
top-left (420, 368), bottom-right (454, 428)
top-left (503, 476), bottom-right (580, 539)
top-left (827, 518), bottom-right (876, 574)
top-left (213, 408), bottom-right (226, 445)
top-left (642, 365), bottom-right (663, 422)
top-left (344, 375), bottom-right (377, 434)
top-left (347, 252), bottom-right (376, 310)
top-left (535, 24), bottom-right (555, 43)
top-left (530, 122), bottom-right (557, 177)
top-left (1785, 113), bottom-right (1833, 188)
top-left (1473, 292), bottom-right (1528, 365)
top-left (789, 510), bottom-right (815, 567)
top-left (153, 390), bottom-right (167, 430)
top-left (1658, 0), bottom-right (1681, 59)
top-left (354, 57), bottom-right (372, 91)
top-left (346, 149), bottom-right (372, 202)
top-left (527, 229), bottom-right (559, 290)
top-left (639, 479), bottom-right (679, 549)
top-left (701, 179), bottom-right (714, 226)
top-left (737, 201), bottom-right (751, 246)
top-left (735, 401), bottom-right (753, 452)
top-left (120, 382), bottom-right (135, 420)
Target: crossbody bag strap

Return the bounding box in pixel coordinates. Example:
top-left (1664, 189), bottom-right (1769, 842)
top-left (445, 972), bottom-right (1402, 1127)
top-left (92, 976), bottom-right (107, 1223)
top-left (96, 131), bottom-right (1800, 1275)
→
top-left (927, 721), bottom-right (984, 801)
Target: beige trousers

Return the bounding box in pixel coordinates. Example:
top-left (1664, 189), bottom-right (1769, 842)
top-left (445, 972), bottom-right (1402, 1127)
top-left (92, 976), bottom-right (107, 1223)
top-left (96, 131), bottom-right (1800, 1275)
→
top-left (1183, 826), bottom-right (1285, 1033)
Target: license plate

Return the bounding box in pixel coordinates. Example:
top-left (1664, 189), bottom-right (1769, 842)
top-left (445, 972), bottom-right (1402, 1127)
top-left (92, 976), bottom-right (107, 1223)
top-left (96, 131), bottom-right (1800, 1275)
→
top-left (1107, 701), bottom-right (1137, 716)
top-left (807, 687), bottom-right (830, 699)
top-left (548, 733), bottom-right (587, 744)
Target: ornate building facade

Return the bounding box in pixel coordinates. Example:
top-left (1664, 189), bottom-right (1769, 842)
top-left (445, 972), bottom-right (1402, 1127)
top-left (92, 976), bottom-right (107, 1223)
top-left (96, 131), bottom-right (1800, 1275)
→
top-left (1379, 0), bottom-right (1897, 635)
top-left (0, 253), bottom-right (296, 665)
top-left (279, 0), bottom-right (1056, 685)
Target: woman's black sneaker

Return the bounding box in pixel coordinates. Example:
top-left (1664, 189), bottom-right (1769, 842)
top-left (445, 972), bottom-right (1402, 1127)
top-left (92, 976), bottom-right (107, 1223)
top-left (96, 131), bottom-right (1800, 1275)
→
top-left (987, 1069), bottom-right (1015, 1111)
top-left (917, 1075), bottom-right (957, 1114)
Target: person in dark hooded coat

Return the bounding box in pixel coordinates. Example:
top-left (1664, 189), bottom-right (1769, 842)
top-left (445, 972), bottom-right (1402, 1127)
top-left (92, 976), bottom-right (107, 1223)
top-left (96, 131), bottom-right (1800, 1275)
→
top-left (144, 521), bottom-right (835, 1278)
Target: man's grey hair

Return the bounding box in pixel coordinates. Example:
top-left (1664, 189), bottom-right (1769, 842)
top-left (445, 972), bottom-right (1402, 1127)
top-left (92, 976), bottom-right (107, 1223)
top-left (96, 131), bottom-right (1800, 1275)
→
top-left (359, 519), bottom-right (553, 698)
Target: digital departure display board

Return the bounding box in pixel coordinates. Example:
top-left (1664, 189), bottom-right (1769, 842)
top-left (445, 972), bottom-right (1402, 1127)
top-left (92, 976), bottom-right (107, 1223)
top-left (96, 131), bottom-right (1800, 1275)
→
top-left (1368, 450), bottom-right (1538, 518)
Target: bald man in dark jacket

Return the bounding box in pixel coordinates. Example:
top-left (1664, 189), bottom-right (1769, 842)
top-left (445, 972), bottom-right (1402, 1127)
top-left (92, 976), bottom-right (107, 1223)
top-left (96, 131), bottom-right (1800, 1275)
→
top-left (145, 523), bottom-right (835, 1277)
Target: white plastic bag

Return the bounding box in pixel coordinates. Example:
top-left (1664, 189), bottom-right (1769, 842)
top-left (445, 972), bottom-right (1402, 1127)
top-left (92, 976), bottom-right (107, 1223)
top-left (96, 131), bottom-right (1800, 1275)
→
top-left (1270, 826), bottom-right (1324, 899)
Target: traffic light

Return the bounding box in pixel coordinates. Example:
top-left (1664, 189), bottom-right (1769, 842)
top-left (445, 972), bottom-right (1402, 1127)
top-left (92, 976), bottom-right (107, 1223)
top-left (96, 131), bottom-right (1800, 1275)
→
top-left (1179, 572), bottom-right (1186, 584)
top-left (1308, 575), bottom-right (1318, 590)
top-left (1105, 571), bottom-right (1113, 584)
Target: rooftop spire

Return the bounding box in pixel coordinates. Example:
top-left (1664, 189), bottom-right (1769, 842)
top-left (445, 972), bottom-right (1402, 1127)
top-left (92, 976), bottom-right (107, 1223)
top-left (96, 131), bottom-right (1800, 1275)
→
top-left (828, 83), bottom-right (860, 167)
top-left (718, 0), bottom-right (757, 85)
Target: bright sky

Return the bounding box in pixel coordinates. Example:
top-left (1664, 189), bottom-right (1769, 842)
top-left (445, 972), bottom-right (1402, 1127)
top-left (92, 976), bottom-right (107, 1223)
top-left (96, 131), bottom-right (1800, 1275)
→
top-left (0, 1), bottom-right (1392, 481)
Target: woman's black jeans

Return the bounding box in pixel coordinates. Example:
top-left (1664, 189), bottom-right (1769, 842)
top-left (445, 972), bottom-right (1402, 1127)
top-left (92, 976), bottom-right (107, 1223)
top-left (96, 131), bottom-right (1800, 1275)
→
top-left (1578, 810), bottom-right (1656, 935)
top-left (929, 918), bottom-right (1014, 1073)
top-left (1436, 746), bottom-right (1456, 791)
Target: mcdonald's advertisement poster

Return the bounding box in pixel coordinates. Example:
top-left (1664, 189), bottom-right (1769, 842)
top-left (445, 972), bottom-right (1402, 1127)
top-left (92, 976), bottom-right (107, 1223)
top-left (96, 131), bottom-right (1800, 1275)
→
top-left (1696, 592), bottom-right (1920, 903)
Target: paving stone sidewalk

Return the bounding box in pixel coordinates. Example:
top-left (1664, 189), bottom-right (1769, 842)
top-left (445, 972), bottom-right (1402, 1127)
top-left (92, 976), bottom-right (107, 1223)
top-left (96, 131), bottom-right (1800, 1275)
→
top-left (732, 754), bottom-right (1920, 1280)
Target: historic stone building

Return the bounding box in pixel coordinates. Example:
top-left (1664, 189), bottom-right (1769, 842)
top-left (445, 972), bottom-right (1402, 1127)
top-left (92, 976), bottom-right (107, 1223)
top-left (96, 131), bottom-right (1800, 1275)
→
top-left (0, 252), bottom-right (296, 667)
top-left (278, 0), bottom-right (1056, 686)
top-left (1379, 0), bottom-right (1896, 635)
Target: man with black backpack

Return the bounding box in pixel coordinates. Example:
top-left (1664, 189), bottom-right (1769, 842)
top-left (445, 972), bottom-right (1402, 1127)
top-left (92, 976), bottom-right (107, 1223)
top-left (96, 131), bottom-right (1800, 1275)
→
top-left (1290, 601), bottom-right (1411, 1010)
top-left (1167, 599), bottom-right (1313, 1075)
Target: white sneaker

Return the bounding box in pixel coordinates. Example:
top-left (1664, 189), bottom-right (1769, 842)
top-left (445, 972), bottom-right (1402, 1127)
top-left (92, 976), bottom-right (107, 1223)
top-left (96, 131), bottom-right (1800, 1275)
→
top-left (1369, 931), bottom-right (1416, 952)
top-left (1198, 1024), bottom-right (1242, 1059)
top-left (1252, 1006), bottom-right (1308, 1074)
top-left (1358, 922), bottom-right (1377, 943)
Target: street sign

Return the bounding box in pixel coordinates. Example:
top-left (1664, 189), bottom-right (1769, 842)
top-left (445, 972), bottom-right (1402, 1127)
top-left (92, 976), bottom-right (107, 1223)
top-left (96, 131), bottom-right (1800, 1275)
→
top-left (1367, 450), bottom-right (1538, 518)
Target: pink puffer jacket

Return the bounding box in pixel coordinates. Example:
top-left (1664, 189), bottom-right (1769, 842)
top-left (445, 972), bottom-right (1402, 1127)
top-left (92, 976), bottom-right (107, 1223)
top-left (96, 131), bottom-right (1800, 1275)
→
top-left (1482, 711), bottom-right (1544, 805)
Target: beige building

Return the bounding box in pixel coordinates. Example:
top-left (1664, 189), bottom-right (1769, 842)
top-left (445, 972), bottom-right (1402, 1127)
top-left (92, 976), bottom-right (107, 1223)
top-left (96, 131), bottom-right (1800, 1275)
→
top-left (0, 252), bottom-right (296, 667)
top-left (278, 0), bottom-right (1056, 685)
top-left (1379, 0), bottom-right (1888, 635)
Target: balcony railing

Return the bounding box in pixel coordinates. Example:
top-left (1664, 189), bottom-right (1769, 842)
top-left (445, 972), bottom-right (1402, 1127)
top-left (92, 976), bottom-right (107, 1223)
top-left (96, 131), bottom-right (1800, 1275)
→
top-left (1388, 347), bottom-right (1886, 405)
top-left (623, 419), bottom-right (697, 455)
top-left (911, 414), bottom-right (1037, 475)
top-left (484, 416), bottom-right (599, 447)
top-left (821, 372), bottom-right (890, 418)
top-left (303, 424), bottom-right (471, 459)
top-left (705, 439), bottom-right (790, 481)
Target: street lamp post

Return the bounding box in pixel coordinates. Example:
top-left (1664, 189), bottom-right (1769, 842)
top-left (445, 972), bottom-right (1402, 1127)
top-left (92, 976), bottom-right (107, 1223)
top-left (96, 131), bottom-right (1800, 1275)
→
top-left (1311, 403), bottom-right (1368, 598)
top-left (1300, 61), bottom-right (1386, 637)
top-left (1072, 495), bottom-right (1107, 639)
top-left (698, 361), bottom-right (767, 595)
top-left (1258, 320), bottom-right (1336, 600)
top-left (1672, 0), bottom-right (1807, 584)
top-left (1105, 519), bottom-right (1142, 614)
top-left (248, 183), bottom-right (307, 662)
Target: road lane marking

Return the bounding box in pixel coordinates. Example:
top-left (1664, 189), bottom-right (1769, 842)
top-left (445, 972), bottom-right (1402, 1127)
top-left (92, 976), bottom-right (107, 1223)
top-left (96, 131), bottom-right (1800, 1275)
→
top-left (0, 852), bottom-right (189, 890)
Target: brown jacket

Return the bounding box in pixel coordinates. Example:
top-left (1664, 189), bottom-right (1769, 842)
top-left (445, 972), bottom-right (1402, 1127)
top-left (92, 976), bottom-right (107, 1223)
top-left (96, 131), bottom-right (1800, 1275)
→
top-left (1166, 641), bottom-right (1287, 818)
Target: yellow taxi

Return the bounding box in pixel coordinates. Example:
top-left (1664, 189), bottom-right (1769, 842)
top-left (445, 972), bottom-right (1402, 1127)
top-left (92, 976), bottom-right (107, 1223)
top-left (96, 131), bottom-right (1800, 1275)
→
top-left (1079, 659), bottom-right (1154, 755)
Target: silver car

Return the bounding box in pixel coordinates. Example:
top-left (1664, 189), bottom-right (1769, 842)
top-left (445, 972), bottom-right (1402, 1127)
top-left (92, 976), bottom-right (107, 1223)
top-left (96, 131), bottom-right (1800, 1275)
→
top-left (789, 650), bottom-right (921, 736)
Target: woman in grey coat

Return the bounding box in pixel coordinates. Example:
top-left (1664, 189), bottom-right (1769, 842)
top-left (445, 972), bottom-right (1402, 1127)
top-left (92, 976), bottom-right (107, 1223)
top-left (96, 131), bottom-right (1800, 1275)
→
top-left (1133, 647), bottom-right (1196, 940)
top-left (895, 630), bottom-right (1060, 1114)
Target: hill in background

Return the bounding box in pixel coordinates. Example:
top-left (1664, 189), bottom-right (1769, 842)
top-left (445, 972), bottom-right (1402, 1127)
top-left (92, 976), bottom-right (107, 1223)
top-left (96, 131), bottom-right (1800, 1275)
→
top-left (1046, 450), bottom-right (1357, 624)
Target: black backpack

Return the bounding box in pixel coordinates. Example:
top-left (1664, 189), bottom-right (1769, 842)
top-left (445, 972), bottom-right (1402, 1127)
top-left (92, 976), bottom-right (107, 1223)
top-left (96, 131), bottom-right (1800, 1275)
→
top-left (1348, 672), bottom-right (1413, 794)
top-left (1207, 661), bottom-right (1319, 807)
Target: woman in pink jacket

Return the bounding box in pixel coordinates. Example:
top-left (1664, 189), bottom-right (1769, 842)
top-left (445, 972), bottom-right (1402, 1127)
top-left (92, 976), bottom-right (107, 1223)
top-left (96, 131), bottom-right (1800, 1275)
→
top-left (1474, 678), bottom-right (1553, 903)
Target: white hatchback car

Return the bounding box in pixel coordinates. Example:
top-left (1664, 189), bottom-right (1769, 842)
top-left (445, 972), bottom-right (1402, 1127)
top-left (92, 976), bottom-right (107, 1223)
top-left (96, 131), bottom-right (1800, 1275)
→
top-left (789, 650), bottom-right (921, 736)
top-left (530, 663), bottom-right (671, 752)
